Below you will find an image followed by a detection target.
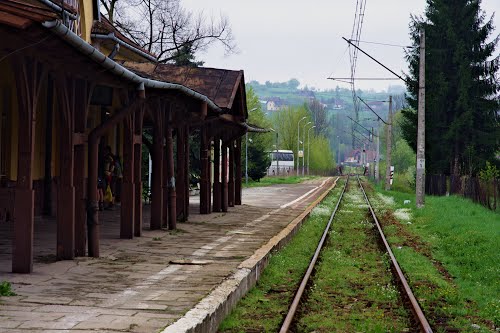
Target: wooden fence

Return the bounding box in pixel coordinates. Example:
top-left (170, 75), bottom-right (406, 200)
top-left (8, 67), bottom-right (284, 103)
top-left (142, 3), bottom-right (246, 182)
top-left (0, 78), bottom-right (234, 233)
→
top-left (426, 175), bottom-right (499, 211)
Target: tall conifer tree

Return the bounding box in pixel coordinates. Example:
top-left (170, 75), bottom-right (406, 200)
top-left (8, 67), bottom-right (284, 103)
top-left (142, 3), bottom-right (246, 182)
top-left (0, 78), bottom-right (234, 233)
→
top-left (401, 0), bottom-right (499, 176)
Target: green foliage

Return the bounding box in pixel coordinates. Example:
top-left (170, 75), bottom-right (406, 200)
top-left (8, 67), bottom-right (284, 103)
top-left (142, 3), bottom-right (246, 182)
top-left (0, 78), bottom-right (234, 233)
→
top-left (402, 0), bottom-right (500, 175)
top-left (172, 42), bottom-right (204, 67)
top-left (308, 135), bottom-right (335, 173)
top-left (392, 139), bottom-right (416, 175)
top-left (270, 105), bottom-right (335, 174)
top-left (0, 281), bottom-right (15, 296)
top-left (479, 161), bottom-right (500, 182)
top-left (244, 87), bottom-right (272, 182)
top-left (374, 188), bottom-right (500, 329)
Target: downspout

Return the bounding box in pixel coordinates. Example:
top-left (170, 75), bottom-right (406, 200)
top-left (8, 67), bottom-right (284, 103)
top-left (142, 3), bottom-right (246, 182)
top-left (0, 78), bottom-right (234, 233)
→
top-left (38, 0), bottom-right (78, 20)
top-left (41, 21), bottom-right (221, 112)
top-left (91, 33), bottom-right (158, 63)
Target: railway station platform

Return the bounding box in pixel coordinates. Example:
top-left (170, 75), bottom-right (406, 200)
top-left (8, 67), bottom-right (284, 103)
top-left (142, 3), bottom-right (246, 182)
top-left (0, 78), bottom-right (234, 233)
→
top-left (0, 177), bottom-right (335, 333)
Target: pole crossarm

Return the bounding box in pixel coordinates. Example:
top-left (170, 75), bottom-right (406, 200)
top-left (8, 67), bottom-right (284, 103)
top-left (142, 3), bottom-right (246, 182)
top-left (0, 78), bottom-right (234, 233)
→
top-left (342, 37), bottom-right (411, 85)
top-left (358, 96), bottom-right (390, 125)
top-left (328, 77), bottom-right (401, 81)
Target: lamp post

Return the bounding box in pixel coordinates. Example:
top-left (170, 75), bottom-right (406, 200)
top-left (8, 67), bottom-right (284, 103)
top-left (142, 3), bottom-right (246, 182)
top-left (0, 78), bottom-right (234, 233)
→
top-left (307, 126), bottom-right (316, 175)
top-left (297, 116), bottom-right (307, 176)
top-left (269, 128), bottom-right (278, 175)
top-left (302, 121), bottom-right (311, 176)
top-left (245, 107), bottom-right (258, 185)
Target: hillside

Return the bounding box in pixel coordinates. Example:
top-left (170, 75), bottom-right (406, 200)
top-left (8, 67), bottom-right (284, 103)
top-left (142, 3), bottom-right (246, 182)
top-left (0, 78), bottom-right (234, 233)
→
top-left (248, 79), bottom-right (407, 118)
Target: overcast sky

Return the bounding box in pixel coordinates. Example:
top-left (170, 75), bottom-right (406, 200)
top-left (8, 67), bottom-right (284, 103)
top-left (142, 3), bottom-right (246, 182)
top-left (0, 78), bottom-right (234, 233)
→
top-left (181, 0), bottom-right (500, 92)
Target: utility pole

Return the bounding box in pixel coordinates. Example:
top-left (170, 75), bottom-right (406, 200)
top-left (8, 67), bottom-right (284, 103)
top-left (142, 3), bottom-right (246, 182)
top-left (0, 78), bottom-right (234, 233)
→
top-left (375, 121), bottom-right (380, 182)
top-left (297, 116), bottom-right (306, 176)
top-left (302, 122), bottom-right (311, 176)
top-left (385, 95), bottom-right (393, 190)
top-left (416, 29), bottom-right (426, 208)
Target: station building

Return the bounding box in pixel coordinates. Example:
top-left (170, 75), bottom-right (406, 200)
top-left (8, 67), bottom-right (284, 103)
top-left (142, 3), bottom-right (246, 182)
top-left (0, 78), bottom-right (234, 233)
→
top-left (0, 0), bottom-right (253, 273)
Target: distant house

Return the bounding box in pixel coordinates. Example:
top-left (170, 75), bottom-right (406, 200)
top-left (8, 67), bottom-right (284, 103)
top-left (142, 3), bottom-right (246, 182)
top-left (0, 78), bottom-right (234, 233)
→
top-left (330, 99), bottom-right (345, 110)
top-left (266, 97), bottom-right (287, 111)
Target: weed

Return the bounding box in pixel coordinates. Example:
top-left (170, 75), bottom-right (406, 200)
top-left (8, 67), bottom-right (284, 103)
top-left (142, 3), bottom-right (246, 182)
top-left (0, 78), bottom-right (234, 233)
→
top-left (0, 281), bottom-right (16, 296)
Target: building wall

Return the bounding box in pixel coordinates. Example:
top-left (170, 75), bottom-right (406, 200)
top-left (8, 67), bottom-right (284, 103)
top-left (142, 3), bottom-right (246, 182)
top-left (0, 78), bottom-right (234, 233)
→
top-left (79, 0), bottom-right (95, 42)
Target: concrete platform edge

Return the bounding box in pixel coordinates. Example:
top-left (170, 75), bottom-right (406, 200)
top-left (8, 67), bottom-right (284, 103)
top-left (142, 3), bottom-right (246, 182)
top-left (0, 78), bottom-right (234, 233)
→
top-left (161, 177), bottom-right (338, 333)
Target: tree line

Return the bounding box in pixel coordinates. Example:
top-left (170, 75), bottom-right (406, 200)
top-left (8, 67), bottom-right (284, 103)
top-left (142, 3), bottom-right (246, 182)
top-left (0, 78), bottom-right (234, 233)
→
top-left (402, 0), bottom-right (499, 177)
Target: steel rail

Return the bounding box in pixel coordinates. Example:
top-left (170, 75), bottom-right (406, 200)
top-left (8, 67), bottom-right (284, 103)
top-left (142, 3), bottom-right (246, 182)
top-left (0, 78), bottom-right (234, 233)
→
top-left (356, 176), bottom-right (433, 333)
top-left (280, 176), bottom-right (349, 333)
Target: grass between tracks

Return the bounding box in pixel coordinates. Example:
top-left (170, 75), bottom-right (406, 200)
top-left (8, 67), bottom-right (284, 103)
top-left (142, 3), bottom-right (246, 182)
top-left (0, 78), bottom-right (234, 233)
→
top-left (218, 179), bottom-right (345, 332)
top-left (296, 178), bottom-right (411, 332)
top-left (367, 180), bottom-right (499, 332)
top-left (243, 175), bottom-right (318, 188)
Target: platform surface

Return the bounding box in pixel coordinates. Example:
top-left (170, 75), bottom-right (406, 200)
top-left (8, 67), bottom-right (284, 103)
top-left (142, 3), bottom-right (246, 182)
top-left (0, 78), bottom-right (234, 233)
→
top-left (0, 177), bottom-right (333, 333)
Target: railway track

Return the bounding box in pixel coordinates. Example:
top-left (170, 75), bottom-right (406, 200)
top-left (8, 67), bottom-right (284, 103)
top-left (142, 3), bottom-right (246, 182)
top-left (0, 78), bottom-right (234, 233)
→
top-left (280, 175), bottom-right (433, 333)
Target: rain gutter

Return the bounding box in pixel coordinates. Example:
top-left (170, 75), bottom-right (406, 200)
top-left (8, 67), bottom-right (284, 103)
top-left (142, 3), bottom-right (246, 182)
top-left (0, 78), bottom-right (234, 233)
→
top-left (38, 0), bottom-right (78, 20)
top-left (41, 20), bottom-right (221, 112)
top-left (90, 32), bottom-right (158, 63)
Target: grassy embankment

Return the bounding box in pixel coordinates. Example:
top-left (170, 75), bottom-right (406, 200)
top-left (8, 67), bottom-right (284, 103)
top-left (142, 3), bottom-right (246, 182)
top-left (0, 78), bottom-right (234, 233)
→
top-left (368, 180), bottom-right (499, 332)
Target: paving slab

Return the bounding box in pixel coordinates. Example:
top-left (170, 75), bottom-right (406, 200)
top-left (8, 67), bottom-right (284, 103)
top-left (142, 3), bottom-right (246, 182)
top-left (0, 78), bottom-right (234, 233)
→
top-left (0, 177), bottom-right (335, 332)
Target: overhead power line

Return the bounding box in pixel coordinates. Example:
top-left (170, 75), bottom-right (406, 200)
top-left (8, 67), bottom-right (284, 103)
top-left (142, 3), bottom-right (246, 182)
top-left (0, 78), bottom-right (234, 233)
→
top-left (349, 39), bottom-right (414, 48)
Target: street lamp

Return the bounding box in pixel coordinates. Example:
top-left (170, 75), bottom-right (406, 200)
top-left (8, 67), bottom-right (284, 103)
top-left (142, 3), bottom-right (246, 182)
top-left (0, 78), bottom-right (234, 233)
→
top-left (297, 116), bottom-right (307, 176)
top-left (302, 121), bottom-right (312, 176)
top-left (307, 126), bottom-right (316, 175)
top-left (269, 128), bottom-right (278, 175)
top-left (245, 107), bottom-right (258, 185)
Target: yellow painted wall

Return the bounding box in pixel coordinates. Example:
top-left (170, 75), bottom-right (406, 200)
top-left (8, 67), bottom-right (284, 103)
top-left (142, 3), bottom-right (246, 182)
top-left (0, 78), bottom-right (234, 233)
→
top-left (99, 44), bottom-right (150, 62)
top-left (79, 0), bottom-right (95, 43)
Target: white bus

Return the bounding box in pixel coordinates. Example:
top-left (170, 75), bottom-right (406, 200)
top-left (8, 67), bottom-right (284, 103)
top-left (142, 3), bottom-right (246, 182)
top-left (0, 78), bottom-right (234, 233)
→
top-left (267, 150), bottom-right (294, 176)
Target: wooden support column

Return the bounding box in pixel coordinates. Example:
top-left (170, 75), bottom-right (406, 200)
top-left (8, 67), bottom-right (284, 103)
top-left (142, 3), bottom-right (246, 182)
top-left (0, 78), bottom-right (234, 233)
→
top-left (150, 105), bottom-right (164, 230)
top-left (133, 107), bottom-right (144, 237)
top-left (235, 137), bottom-right (242, 205)
top-left (166, 125), bottom-right (176, 229)
top-left (212, 137), bottom-right (221, 212)
top-left (55, 74), bottom-right (76, 260)
top-left (221, 141), bottom-right (229, 212)
top-left (120, 114), bottom-right (135, 238)
top-left (162, 106), bottom-right (171, 228)
top-left (184, 125), bottom-right (190, 219)
top-left (176, 126), bottom-right (186, 221)
top-left (228, 141), bottom-right (235, 207)
top-left (43, 76), bottom-right (54, 216)
top-left (200, 126), bottom-right (211, 214)
top-left (74, 80), bottom-right (91, 257)
top-left (87, 98), bottom-right (142, 258)
top-left (12, 57), bottom-right (46, 273)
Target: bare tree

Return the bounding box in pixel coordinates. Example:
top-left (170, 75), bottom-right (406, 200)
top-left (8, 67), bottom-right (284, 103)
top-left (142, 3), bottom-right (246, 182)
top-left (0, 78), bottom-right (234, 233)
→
top-left (100, 0), bottom-right (236, 63)
top-left (308, 99), bottom-right (328, 135)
